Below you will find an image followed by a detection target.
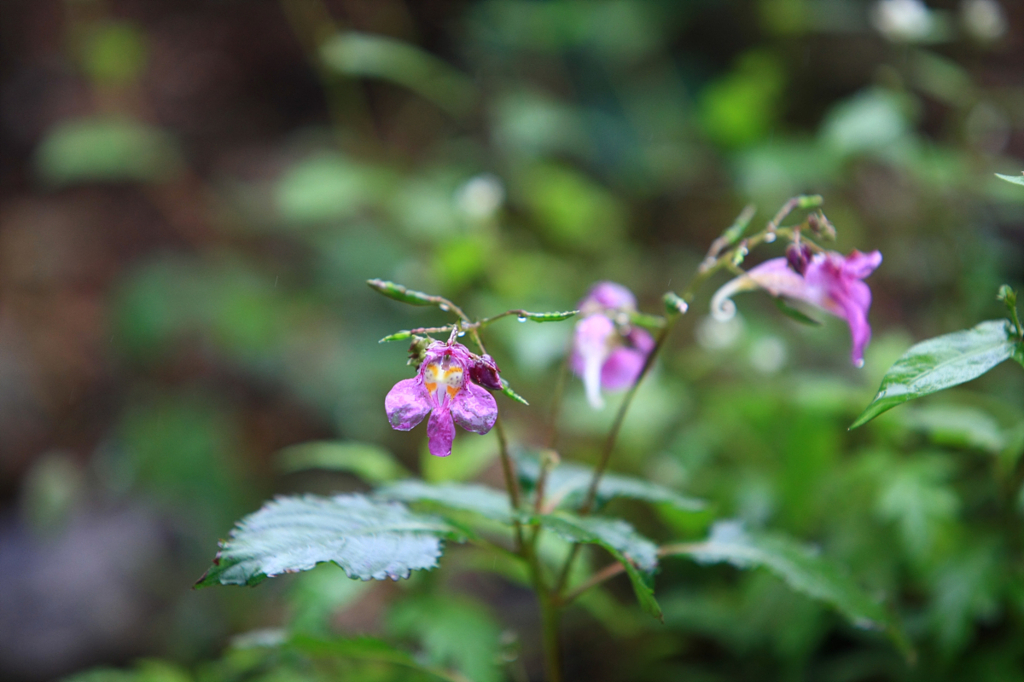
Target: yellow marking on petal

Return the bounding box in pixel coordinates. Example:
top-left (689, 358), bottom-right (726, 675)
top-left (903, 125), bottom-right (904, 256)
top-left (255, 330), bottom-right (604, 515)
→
top-left (447, 385), bottom-right (460, 398)
top-left (425, 382), bottom-right (437, 393)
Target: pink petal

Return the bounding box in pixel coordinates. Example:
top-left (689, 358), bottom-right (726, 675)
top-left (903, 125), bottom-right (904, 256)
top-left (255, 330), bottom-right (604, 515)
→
top-left (840, 250), bottom-right (882, 279)
top-left (831, 280), bottom-right (873, 367)
top-left (581, 281), bottom-right (637, 310)
top-left (451, 382), bottom-right (498, 434)
top-left (427, 408), bottom-right (455, 457)
top-left (601, 347), bottom-right (647, 391)
top-left (385, 378), bottom-right (432, 431)
top-left (571, 314), bottom-right (616, 409)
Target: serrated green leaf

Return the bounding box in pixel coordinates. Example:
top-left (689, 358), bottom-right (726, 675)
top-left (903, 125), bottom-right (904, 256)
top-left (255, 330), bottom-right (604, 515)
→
top-left (500, 379), bottom-right (529, 405)
top-left (995, 172), bottom-right (1024, 186)
top-left (377, 480), bottom-right (515, 524)
top-left (664, 521), bottom-right (912, 657)
top-left (539, 512), bottom-right (661, 620)
top-left (277, 441), bottom-right (410, 483)
top-left (518, 309), bottom-right (579, 322)
top-left (195, 494), bottom-right (458, 587)
top-left (851, 320), bottom-right (1016, 429)
top-left (380, 330), bottom-right (413, 343)
top-left (773, 297), bottom-right (822, 326)
top-left (366, 279), bottom-right (439, 306)
top-left (517, 453), bottom-right (704, 513)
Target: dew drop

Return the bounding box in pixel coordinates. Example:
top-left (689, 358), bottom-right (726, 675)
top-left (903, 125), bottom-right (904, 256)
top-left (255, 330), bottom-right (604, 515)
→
top-left (457, 331), bottom-right (466, 337)
top-left (439, 304), bottom-right (450, 311)
top-left (517, 315), bottom-right (527, 323)
top-left (764, 233), bottom-right (776, 243)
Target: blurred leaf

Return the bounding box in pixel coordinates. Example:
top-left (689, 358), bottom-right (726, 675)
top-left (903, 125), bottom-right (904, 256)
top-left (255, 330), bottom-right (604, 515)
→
top-left (820, 88), bottom-right (913, 158)
top-left (276, 153), bottom-right (391, 224)
top-left (421, 431), bottom-right (499, 483)
top-left (63, 660), bottom-right (192, 682)
top-left (517, 452), bottom-right (704, 513)
top-left (851, 320), bottom-right (1017, 428)
top-left (875, 456), bottom-right (959, 560)
top-left (995, 172), bottom-right (1024, 186)
top-left (196, 494), bottom-right (459, 587)
top-left (288, 564), bottom-right (371, 636)
top-left (699, 51), bottom-right (784, 148)
top-left (290, 634), bottom-right (467, 682)
top-left (665, 521), bottom-right (912, 657)
top-left (81, 21), bottom-right (149, 86)
top-left (900, 405), bottom-right (1005, 454)
top-left (35, 116), bottom-right (181, 185)
top-left (520, 164), bottom-right (624, 252)
top-left (773, 297), bottom-right (822, 326)
top-left (388, 595), bottom-right (503, 682)
top-left (278, 441), bottom-right (411, 483)
top-left (539, 512), bottom-right (661, 619)
top-left (321, 32), bottom-right (476, 115)
top-left (377, 481), bottom-right (514, 524)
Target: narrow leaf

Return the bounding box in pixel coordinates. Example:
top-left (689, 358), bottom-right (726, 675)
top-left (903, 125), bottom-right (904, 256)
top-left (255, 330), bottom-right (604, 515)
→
top-left (377, 480), bottom-right (515, 524)
top-left (379, 330), bottom-right (413, 343)
top-left (664, 521), bottom-right (912, 658)
top-left (366, 279), bottom-right (439, 306)
top-left (500, 379), bottom-right (529, 406)
top-left (995, 172), bottom-right (1024, 186)
top-left (195, 494), bottom-right (458, 587)
top-left (663, 292), bottom-right (689, 315)
top-left (277, 441), bottom-right (410, 483)
top-left (290, 634), bottom-right (467, 682)
top-left (517, 452), bottom-right (704, 513)
top-left (851, 320), bottom-right (1016, 429)
top-left (539, 512), bottom-right (662, 620)
top-left (629, 311), bottom-right (667, 331)
top-left (519, 310), bottom-right (579, 322)
top-left (774, 297), bottom-right (822, 326)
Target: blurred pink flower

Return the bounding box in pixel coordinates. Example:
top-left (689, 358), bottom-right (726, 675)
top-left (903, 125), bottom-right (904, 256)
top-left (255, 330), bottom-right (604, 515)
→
top-left (385, 341), bottom-right (498, 457)
top-left (571, 282), bottom-right (655, 409)
top-left (711, 249), bottom-right (882, 366)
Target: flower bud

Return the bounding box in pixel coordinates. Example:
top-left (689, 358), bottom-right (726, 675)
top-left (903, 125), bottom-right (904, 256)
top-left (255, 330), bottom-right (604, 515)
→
top-left (469, 354), bottom-right (503, 391)
top-left (786, 243), bottom-right (812, 275)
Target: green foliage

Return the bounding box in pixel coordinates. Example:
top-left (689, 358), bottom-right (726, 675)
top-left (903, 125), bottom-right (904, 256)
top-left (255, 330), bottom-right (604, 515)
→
top-left (517, 452), bottom-right (705, 513)
top-left (196, 494), bottom-right (460, 586)
top-left (35, 116), bottom-right (181, 185)
top-left (995, 172), bottom-right (1024, 186)
top-left (666, 521), bottom-right (912, 657)
top-left (851, 320), bottom-right (1020, 428)
top-left (277, 441), bottom-right (411, 483)
top-left (376, 480), bottom-right (515, 524)
top-left (366, 279), bottom-right (441, 306)
top-left (539, 513), bottom-right (662, 619)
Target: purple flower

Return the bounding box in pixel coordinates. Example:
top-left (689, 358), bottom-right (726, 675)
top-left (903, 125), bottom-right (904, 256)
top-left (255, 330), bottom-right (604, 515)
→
top-left (570, 282), bottom-right (655, 409)
top-left (385, 341), bottom-right (499, 457)
top-left (711, 249), bottom-right (882, 366)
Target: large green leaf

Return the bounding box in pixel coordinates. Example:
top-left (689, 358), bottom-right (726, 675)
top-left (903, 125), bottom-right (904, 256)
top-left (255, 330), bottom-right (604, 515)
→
top-left (377, 480), bottom-right (515, 524)
top-left (539, 513), bottom-right (661, 620)
top-left (196, 494), bottom-right (458, 587)
top-left (517, 453), bottom-right (704, 513)
top-left (851, 320), bottom-right (1017, 429)
top-left (664, 521), bottom-right (912, 657)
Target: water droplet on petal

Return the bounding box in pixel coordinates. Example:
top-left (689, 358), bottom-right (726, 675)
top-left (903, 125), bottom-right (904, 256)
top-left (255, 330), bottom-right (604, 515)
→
top-left (764, 233), bottom-right (776, 243)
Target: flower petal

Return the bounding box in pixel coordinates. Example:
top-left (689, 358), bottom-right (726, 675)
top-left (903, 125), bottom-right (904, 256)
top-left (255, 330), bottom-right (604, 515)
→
top-left (582, 281), bottom-right (637, 310)
top-left (840, 250), bottom-right (882, 279)
top-left (601, 347), bottom-right (647, 391)
top-left (451, 381), bottom-right (498, 434)
top-left (385, 378), bottom-right (432, 431)
top-left (427, 407), bottom-right (456, 457)
top-left (832, 279), bottom-right (873, 367)
top-left (571, 314), bottom-right (616, 409)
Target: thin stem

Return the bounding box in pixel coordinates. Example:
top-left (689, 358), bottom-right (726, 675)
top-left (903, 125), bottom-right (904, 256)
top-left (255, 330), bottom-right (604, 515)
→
top-left (558, 542), bottom-right (703, 606)
top-left (538, 589), bottom-right (562, 682)
top-left (545, 355), bottom-right (569, 450)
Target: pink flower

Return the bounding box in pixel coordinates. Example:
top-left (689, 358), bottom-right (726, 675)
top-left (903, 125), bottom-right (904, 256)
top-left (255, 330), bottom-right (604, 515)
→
top-left (711, 249), bottom-right (882, 367)
top-left (570, 282), bottom-right (655, 409)
top-left (385, 341), bottom-right (499, 457)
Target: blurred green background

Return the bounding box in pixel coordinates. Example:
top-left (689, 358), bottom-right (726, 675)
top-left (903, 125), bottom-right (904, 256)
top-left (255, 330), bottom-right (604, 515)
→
top-left (0, 0), bottom-right (1022, 681)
